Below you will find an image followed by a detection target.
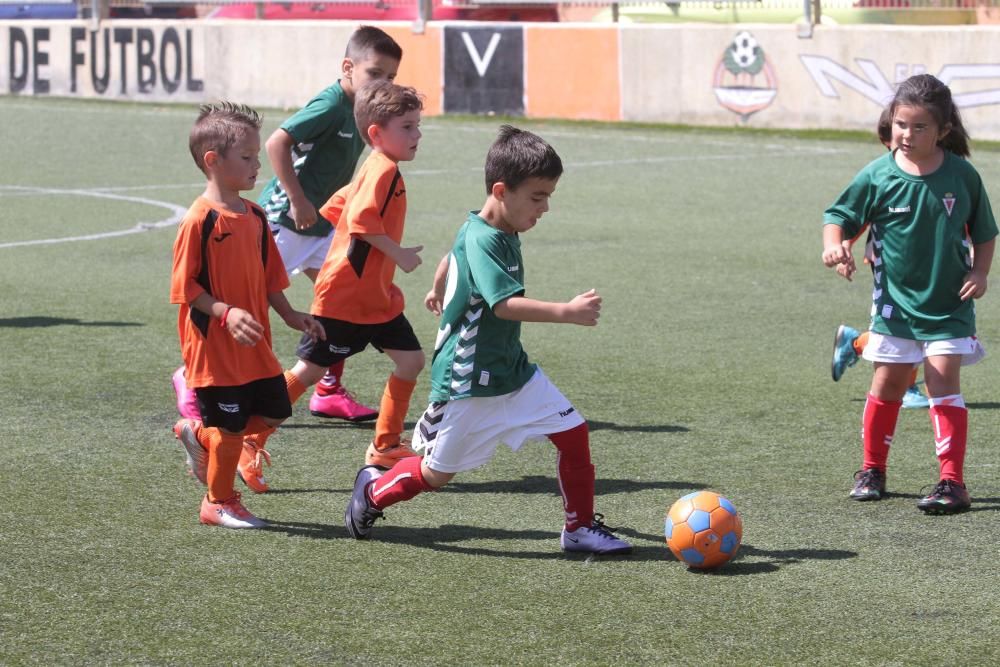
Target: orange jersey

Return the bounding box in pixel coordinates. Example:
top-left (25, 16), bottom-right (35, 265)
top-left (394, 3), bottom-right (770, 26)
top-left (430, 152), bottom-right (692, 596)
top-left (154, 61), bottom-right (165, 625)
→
top-left (312, 151), bottom-right (407, 324)
top-left (170, 197), bottom-right (290, 388)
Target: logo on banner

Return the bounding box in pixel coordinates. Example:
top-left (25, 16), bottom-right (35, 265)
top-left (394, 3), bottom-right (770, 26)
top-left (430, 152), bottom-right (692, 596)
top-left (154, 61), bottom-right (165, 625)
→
top-left (713, 31), bottom-right (778, 122)
top-left (943, 193), bottom-right (956, 217)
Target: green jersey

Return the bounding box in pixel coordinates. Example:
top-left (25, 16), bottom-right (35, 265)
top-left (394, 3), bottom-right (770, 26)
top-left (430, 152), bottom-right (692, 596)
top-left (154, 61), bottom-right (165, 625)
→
top-left (825, 151), bottom-right (997, 340)
top-left (257, 81), bottom-right (365, 237)
top-left (429, 212), bottom-right (537, 402)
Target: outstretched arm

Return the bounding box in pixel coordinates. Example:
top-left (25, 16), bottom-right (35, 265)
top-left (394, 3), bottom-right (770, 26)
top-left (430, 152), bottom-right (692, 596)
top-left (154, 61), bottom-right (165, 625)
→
top-left (494, 289), bottom-right (602, 327)
top-left (360, 233), bottom-right (424, 273)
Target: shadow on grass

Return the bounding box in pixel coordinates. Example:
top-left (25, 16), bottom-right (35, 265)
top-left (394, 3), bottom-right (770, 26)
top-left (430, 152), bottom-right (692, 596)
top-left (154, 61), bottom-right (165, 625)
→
top-left (666, 543), bottom-right (859, 576)
top-left (261, 520), bottom-right (668, 561)
top-left (0, 316), bottom-right (143, 328)
top-left (440, 475), bottom-right (703, 496)
top-left (277, 422), bottom-right (376, 431)
top-left (589, 420), bottom-right (689, 433)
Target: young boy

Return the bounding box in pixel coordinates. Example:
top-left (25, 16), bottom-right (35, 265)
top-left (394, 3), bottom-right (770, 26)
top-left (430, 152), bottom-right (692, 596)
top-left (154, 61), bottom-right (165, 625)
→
top-left (170, 102), bottom-right (324, 529)
top-left (248, 80), bottom-right (427, 474)
top-left (345, 125), bottom-right (633, 555)
top-left (172, 26), bottom-right (403, 424)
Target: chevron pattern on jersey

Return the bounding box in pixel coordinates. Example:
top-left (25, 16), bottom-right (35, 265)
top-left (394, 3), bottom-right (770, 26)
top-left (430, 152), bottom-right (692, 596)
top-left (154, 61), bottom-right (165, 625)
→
top-left (417, 401), bottom-right (447, 443)
top-left (450, 296), bottom-right (483, 397)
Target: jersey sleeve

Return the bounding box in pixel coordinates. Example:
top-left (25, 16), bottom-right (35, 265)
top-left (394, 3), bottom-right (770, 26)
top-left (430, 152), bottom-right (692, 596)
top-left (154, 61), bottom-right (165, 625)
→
top-left (965, 169), bottom-right (999, 245)
top-left (280, 92), bottom-right (348, 144)
top-left (169, 216), bottom-right (206, 305)
top-left (318, 185), bottom-right (350, 229)
top-left (343, 161), bottom-right (397, 237)
top-left (823, 169), bottom-right (875, 240)
top-left (466, 233), bottom-right (524, 309)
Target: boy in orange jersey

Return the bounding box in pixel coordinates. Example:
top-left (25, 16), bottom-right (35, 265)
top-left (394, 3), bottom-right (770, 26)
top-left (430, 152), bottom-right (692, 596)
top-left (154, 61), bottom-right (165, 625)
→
top-left (246, 80), bottom-right (426, 471)
top-left (170, 102), bottom-right (324, 529)
top-left (172, 26), bottom-right (403, 424)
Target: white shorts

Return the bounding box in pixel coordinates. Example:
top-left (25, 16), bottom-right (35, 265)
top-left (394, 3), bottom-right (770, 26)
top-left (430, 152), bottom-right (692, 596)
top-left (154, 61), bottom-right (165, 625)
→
top-left (862, 332), bottom-right (986, 366)
top-left (271, 224), bottom-right (333, 275)
top-left (412, 369), bottom-right (586, 474)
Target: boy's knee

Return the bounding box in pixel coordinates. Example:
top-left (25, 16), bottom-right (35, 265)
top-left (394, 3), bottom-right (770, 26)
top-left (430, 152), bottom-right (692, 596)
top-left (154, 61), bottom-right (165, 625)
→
top-left (395, 350), bottom-right (425, 381)
top-left (292, 359), bottom-right (326, 387)
top-left (421, 463), bottom-right (454, 489)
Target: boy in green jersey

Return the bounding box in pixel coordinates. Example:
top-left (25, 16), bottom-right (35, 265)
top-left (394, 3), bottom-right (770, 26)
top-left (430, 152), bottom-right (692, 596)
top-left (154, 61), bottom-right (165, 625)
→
top-left (345, 126), bottom-right (632, 554)
top-left (259, 26), bottom-right (403, 425)
top-left (822, 75), bottom-right (997, 514)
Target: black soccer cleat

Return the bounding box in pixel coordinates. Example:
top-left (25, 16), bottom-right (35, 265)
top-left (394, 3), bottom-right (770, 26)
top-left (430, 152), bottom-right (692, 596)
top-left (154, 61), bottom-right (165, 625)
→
top-left (917, 479), bottom-right (971, 515)
top-left (849, 468), bottom-right (886, 501)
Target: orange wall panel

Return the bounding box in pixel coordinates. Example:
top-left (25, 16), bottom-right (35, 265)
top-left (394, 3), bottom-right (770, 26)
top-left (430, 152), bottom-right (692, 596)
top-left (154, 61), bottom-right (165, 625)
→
top-left (524, 27), bottom-right (620, 122)
top-left (384, 25), bottom-right (443, 116)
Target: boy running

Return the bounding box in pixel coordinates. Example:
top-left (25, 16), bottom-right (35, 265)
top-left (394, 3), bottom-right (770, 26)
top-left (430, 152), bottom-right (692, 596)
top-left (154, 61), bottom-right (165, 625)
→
top-left (170, 102), bottom-right (324, 528)
top-left (248, 80), bottom-right (427, 473)
top-left (345, 125), bottom-right (633, 555)
top-left (172, 26), bottom-right (402, 424)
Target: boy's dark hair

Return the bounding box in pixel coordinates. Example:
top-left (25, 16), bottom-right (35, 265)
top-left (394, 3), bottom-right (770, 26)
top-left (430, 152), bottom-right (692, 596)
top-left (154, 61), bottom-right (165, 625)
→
top-left (189, 101), bottom-right (262, 174)
top-left (353, 80), bottom-right (423, 147)
top-left (484, 125), bottom-right (563, 193)
top-left (876, 106), bottom-right (892, 149)
top-left (890, 73), bottom-right (970, 158)
top-left (346, 25), bottom-right (403, 63)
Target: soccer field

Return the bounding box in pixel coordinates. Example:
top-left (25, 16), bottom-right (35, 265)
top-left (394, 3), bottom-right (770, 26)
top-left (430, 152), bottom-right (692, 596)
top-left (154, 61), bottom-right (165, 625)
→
top-left (2, 96), bottom-right (1000, 665)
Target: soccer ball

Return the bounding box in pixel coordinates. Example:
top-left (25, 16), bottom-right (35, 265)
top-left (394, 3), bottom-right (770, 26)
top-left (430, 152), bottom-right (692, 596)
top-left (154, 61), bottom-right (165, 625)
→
top-left (730, 31), bottom-right (759, 68)
top-left (665, 491), bottom-right (743, 569)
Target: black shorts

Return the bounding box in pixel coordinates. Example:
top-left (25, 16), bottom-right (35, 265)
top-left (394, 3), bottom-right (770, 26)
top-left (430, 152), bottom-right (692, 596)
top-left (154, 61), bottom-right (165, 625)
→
top-left (195, 374), bottom-right (292, 433)
top-left (297, 313), bottom-right (421, 368)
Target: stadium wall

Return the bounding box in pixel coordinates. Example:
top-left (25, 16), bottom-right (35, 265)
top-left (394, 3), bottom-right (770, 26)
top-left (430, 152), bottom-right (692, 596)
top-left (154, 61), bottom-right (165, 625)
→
top-left (2, 20), bottom-right (1000, 139)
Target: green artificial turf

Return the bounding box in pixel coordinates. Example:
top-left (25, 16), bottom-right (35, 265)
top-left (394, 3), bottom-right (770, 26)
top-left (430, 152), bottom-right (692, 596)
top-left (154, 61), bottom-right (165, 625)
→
top-left (2, 97), bottom-right (999, 666)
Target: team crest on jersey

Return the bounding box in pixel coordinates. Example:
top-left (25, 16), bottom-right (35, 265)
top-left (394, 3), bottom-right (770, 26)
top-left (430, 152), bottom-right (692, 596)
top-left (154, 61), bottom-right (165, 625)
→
top-left (942, 193), bottom-right (956, 217)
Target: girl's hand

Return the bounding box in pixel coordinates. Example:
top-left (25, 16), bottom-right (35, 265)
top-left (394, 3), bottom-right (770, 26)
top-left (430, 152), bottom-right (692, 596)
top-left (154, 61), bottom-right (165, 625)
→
top-left (822, 243), bottom-right (850, 267)
top-left (959, 271), bottom-right (988, 301)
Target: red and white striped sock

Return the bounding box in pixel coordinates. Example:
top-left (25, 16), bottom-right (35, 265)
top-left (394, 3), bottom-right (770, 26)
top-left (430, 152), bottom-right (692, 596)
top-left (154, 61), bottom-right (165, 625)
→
top-left (861, 394), bottom-right (901, 473)
top-left (928, 394), bottom-right (967, 484)
top-left (368, 455), bottom-right (433, 510)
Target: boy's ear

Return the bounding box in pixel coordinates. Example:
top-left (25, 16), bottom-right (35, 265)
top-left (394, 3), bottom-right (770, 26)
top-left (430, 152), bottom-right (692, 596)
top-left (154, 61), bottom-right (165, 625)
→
top-left (341, 57), bottom-right (354, 81)
top-left (366, 123), bottom-right (380, 146)
top-left (491, 182), bottom-right (506, 201)
top-left (203, 150), bottom-right (219, 169)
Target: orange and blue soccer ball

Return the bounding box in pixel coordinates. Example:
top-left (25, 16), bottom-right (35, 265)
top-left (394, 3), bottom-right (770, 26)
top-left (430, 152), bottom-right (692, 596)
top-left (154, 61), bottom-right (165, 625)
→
top-left (665, 490), bottom-right (743, 569)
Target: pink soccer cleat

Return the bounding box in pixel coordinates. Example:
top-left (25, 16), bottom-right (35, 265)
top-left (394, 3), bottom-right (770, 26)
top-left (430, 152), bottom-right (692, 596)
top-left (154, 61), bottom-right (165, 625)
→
top-left (172, 366), bottom-right (200, 420)
top-left (308, 385), bottom-right (378, 422)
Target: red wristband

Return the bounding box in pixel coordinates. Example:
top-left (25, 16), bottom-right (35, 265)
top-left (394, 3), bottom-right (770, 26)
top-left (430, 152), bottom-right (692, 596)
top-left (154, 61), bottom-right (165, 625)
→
top-left (219, 306), bottom-right (233, 328)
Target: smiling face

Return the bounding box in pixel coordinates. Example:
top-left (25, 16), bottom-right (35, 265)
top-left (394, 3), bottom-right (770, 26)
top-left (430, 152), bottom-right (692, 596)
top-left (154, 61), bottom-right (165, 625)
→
top-left (211, 129), bottom-right (261, 194)
top-left (342, 52), bottom-right (400, 98)
top-left (494, 177), bottom-right (558, 234)
top-left (370, 109), bottom-right (422, 162)
top-left (892, 104), bottom-right (948, 167)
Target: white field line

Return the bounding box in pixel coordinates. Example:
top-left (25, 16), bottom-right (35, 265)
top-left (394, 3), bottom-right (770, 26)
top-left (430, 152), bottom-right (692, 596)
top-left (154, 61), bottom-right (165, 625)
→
top-left (0, 99), bottom-right (852, 152)
top-left (0, 186), bottom-right (187, 249)
top-left (0, 140), bottom-right (845, 249)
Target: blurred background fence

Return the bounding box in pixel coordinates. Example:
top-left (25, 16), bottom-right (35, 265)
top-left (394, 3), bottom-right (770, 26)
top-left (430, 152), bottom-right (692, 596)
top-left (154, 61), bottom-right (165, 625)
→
top-left (2, 0), bottom-right (1000, 23)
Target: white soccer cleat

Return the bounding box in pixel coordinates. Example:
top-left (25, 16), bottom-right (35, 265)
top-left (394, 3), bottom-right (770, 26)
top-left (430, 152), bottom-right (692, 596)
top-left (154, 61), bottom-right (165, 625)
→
top-left (561, 514), bottom-right (633, 555)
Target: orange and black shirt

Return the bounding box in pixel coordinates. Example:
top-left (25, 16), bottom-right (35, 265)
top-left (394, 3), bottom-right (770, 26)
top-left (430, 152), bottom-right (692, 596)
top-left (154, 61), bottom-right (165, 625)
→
top-left (170, 197), bottom-right (289, 388)
top-left (312, 151), bottom-right (408, 324)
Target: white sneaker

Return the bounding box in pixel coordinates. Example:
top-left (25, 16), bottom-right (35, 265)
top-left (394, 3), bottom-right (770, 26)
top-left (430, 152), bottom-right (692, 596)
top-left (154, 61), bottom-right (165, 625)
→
top-left (345, 466), bottom-right (385, 539)
top-left (561, 514), bottom-right (632, 555)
